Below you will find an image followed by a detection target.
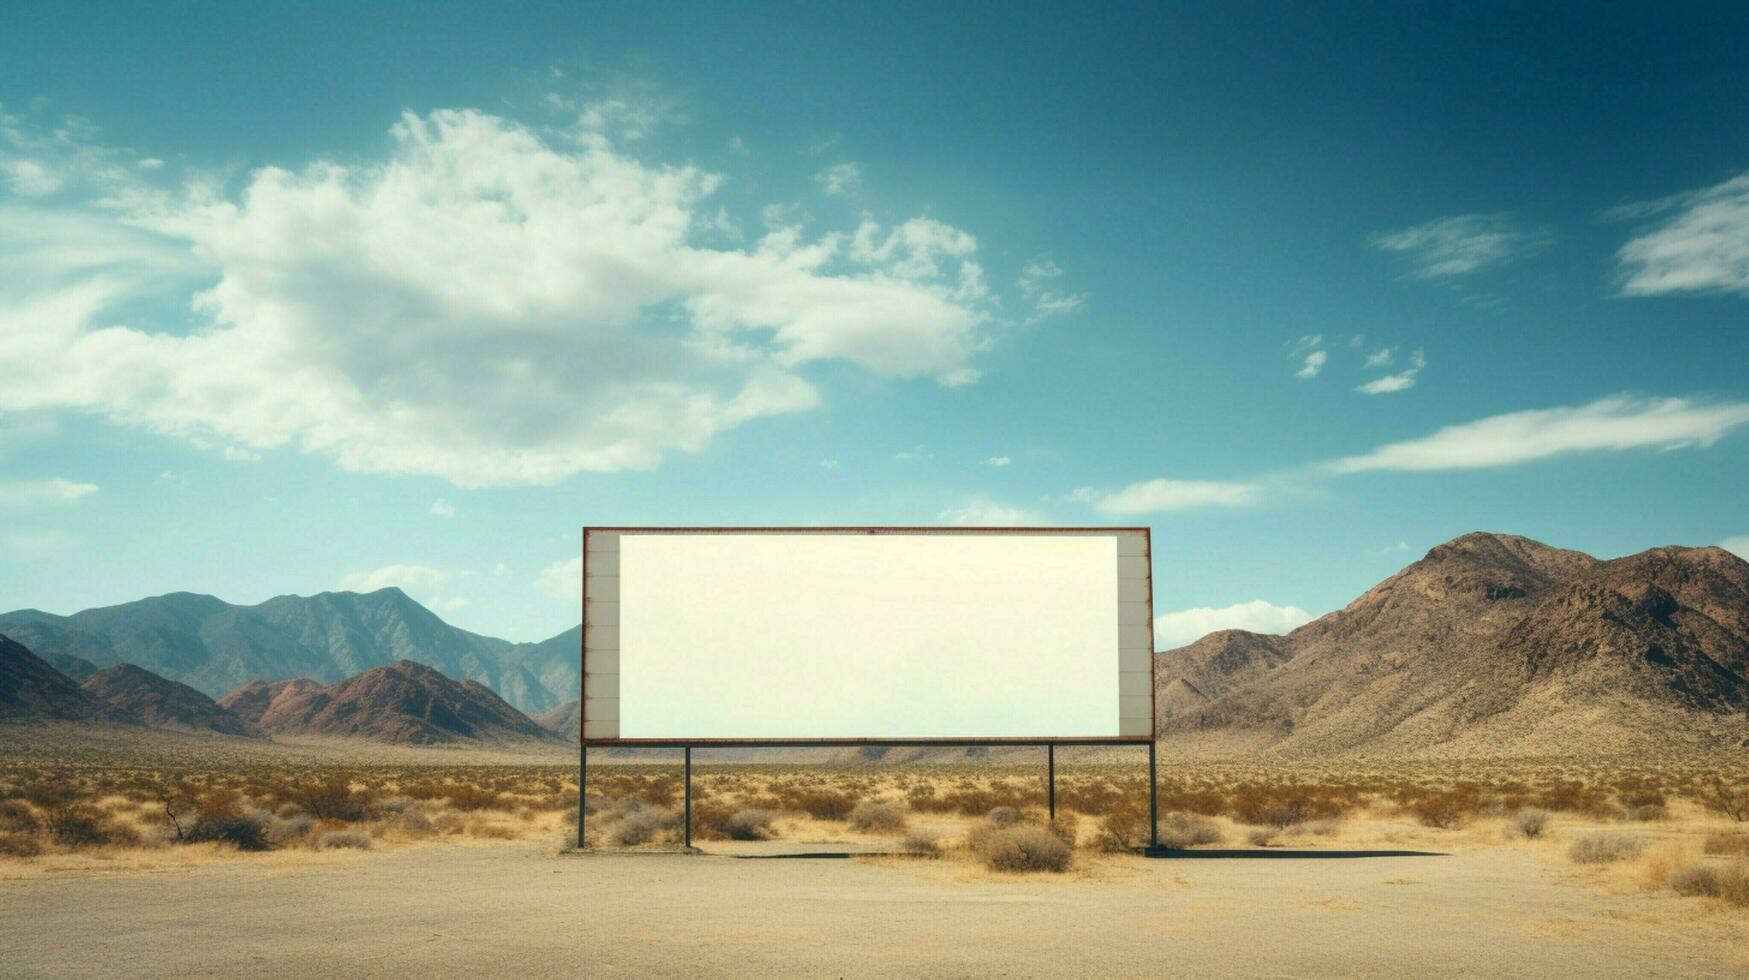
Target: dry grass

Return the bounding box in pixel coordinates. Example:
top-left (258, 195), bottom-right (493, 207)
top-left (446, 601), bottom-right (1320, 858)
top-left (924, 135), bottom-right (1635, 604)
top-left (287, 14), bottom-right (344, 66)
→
top-left (1568, 832), bottom-right (1644, 864)
top-left (3, 733), bottom-right (1747, 917)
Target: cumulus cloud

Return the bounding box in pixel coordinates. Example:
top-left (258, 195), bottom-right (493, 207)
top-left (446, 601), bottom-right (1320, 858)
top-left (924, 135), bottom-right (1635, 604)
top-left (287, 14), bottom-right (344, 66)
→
top-left (935, 498), bottom-right (1043, 526)
top-left (1071, 478), bottom-right (1258, 515)
top-left (0, 109), bottom-right (1001, 487)
top-left (1330, 394), bottom-right (1749, 473)
top-left (814, 162), bottom-right (862, 197)
top-left (1289, 334), bottom-right (1325, 379)
top-left (336, 563), bottom-right (451, 593)
top-left (428, 498), bottom-right (456, 518)
top-left (1370, 213), bottom-right (1550, 278)
top-left (1295, 350), bottom-right (1327, 379)
top-left (1614, 173), bottom-right (1749, 297)
top-left (0, 477), bottom-right (98, 509)
top-left (1363, 347), bottom-right (1395, 368)
top-left (1721, 536), bottom-right (1749, 560)
top-left (983, 455), bottom-right (1011, 467)
top-left (1356, 349), bottom-right (1426, 395)
top-left (536, 555), bottom-right (582, 601)
top-left (1154, 600), bottom-right (1313, 650)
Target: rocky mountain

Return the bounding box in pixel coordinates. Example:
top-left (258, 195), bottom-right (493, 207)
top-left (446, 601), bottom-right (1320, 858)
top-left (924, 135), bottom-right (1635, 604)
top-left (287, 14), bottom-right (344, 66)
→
top-left (0, 634), bottom-right (123, 722)
top-left (0, 590), bottom-right (578, 714)
top-left (243, 660), bottom-right (560, 745)
top-left (1155, 532), bottom-right (1749, 758)
top-left (81, 664), bottom-right (258, 737)
top-left (218, 678), bottom-right (324, 727)
top-left (534, 699), bottom-right (580, 740)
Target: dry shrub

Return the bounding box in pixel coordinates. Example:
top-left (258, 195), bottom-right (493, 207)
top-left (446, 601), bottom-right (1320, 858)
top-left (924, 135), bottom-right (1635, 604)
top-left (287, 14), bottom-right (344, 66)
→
top-left (604, 802), bottom-right (679, 846)
top-left (1511, 808), bottom-right (1551, 840)
top-left (723, 808), bottom-right (778, 841)
top-left (1568, 832), bottom-right (1643, 864)
top-left (848, 800), bottom-right (906, 834)
top-left (46, 804), bottom-right (138, 848)
top-left (780, 788), bottom-right (856, 821)
top-left (1246, 827), bottom-right (1276, 847)
top-left (0, 800), bottom-right (39, 836)
top-left (1698, 777), bottom-right (1749, 823)
top-left (1046, 813), bottom-right (1079, 848)
top-left (266, 812), bottom-right (316, 845)
top-left (1653, 852), bottom-right (1749, 906)
top-left (976, 825), bottom-right (1072, 873)
top-left (1406, 788), bottom-right (1482, 829)
top-left (986, 806), bottom-right (1021, 827)
top-left (1231, 784), bottom-right (1353, 829)
top-left (0, 831), bottom-right (42, 857)
top-left (315, 829), bottom-right (372, 850)
top-left (1155, 812), bottom-right (1223, 849)
top-left (289, 775), bottom-right (374, 822)
top-left (902, 827), bottom-right (941, 857)
top-left (442, 784), bottom-right (508, 812)
top-left (1703, 832), bottom-right (1749, 856)
top-left (181, 793), bottom-right (271, 851)
top-left (1093, 803), bottom-right (1149, 852)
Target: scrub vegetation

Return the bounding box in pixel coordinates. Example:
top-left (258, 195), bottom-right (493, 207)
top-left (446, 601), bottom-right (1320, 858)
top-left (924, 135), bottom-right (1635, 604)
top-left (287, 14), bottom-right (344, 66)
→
top-left (2, 736), bottom-right (1746, 906)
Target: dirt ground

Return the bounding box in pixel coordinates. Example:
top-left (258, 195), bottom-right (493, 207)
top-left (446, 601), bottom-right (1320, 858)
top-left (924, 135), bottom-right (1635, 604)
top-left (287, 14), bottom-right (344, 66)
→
top-left (2, 837), bottom-right (1745, 978)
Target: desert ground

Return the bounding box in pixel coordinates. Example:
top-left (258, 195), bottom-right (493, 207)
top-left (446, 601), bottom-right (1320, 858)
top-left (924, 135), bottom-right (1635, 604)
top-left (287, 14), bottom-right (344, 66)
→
top-left (1, 729), bottom-right (1746, 977)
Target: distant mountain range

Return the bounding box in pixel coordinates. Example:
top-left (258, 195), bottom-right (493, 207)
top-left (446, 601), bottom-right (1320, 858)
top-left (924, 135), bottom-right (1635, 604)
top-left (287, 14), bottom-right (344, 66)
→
top-left (2, 636), bottom-right (562, 746)
top-left (1155, 532), bottom-right (1749, 758)
top-left (0, 589), bottom-right (579, 714)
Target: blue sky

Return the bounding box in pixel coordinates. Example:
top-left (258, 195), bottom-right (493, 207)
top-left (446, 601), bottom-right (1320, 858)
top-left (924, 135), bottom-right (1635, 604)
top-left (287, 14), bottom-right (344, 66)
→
top-left (2, 2), bottom-right (1747, 643)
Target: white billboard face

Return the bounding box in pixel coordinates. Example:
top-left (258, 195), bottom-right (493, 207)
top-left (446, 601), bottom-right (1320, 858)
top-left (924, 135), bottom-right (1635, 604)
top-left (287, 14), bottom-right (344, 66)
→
top-left (582, 529), bottom-right (1153, 742)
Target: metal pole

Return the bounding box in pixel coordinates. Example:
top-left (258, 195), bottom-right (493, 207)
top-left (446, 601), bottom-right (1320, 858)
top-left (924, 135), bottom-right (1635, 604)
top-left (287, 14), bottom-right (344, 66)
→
top-left (578, 742), bottom-right (587, 849)
top-left (1148, 739), bottom-right (1158, 849)
top-left (683, 746), bottom-right (692, 850)
top-left (1047, 744), bottom-right (1055, 821)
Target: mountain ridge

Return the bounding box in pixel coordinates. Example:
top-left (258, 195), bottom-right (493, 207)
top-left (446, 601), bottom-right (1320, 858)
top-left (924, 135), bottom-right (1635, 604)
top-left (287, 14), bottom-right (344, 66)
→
top-left (0, 589), bottom-right (578, 714)
top-left (1154, 532), bottom-right (1749, 758)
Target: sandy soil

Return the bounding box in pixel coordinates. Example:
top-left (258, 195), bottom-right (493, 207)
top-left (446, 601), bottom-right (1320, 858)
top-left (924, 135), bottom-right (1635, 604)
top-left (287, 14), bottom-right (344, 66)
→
top-left (1, 838), bottom-right (1744, 978)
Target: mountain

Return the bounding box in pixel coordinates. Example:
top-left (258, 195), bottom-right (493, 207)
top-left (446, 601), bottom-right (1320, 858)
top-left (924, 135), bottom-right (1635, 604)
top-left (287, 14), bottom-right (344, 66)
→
top-left (1155, 533), bottom-right (1749, 758)
top-left (218, 678), bottom-right (324, 727)
top-left (246, 660), bottom-right (559, 745)
top-left (0, 590), bottom-right (578, 714)
top-left (81, 664), bottom-right (258, 737)
top-left (0, 634), bottom-right (125, 722)
top-left (534, 699), bottom-right (580, 740)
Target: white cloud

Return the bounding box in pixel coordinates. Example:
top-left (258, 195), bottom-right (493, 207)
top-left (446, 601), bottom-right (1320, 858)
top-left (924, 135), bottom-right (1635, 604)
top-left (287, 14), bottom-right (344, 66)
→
top-left (1363, 346), bottom-right (1395, 368)
top-left (0, 477), bottom-right (98, 509)
top-left (1721, 536), bottom-right (1749, 560)
top-left (536, 556), bottom-right (582, 601)
top-left (1370, 213), bottom-right (1550, 278)
top-left (1356, 349), bottom-right (1426, 395)
top-left (1073, 478), bottom-right (1258, 515)
top-left (0, 109), bottom-right (1002, 487)
top-left (983, 455), bottom-right (1011, 467)
top-left (1154, 600), bottom-right (1313, 650)
top-left (3, 159), bottom-right (61, 196)
top-left (1295, 350), bottom-right (1327, 379)
top-left (818, 457), bottom-right (840, 470)
top-left (336, 563), bottom-right (451, 594)
top-left (428, 497), bottom-right (456, 518)
top-left (1330, 394), bottom-right (1749, 473)
top-left (1615, 173), bottom-right (1749, 297)
top-left (814, 162), bottom-right (862, 197)
top-left (935, 498), bottom-right (1043, 526)
top-left (1017, 257), bottom-right (1086, 322)
top-left (433, 595), bottom-right (472, 616)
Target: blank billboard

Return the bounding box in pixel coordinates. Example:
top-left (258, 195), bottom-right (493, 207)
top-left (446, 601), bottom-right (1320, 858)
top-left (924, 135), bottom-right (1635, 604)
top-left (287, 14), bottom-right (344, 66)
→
top-left (582, 528), bottom-right (1153, 743)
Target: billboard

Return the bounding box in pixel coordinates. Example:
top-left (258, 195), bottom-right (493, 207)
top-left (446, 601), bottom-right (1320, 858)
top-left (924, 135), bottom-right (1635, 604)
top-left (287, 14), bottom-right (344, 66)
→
top-left (581, 527), bottom-right (1154, 744)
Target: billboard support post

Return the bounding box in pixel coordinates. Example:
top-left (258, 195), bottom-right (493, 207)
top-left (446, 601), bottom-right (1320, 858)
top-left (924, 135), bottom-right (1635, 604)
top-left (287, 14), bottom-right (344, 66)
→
top-left (1148, 739), bottom-right (1158, 849)
top-left (577, 743), bottom-right (587, 849)
top-left (683, 746), bottom-right (693, 850)
top-left (1046, 745), bottom-right (1055, 821)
